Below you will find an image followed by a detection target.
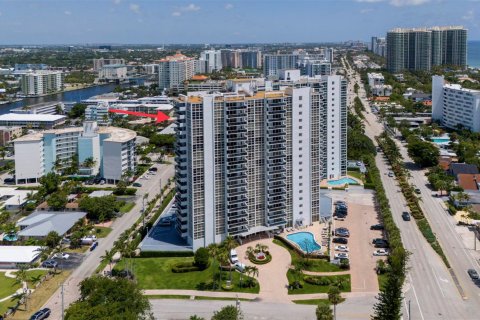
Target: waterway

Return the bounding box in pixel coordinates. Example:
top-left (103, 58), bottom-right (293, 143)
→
top-left (0, 78), bottom-right (145, 115)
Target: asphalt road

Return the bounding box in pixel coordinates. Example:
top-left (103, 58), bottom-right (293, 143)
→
top-left (42, 160), bottom-right (175, 319)
top-left (151, 294), bottom-right (376, 320)
top-left (343, 59), bottom-right (479, 319)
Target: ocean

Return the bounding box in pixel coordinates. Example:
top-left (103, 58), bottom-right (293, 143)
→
top-left (469, 41), bottom-right (480, 68)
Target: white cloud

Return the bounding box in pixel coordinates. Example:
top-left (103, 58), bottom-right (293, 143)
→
top-left (172, 11), bottom-right (181, 17)
top-left (113, 0), bottom-right (121, 4)
top-left (360, 8), bottom-right (373, 13)
top-left (389, 0), bottom-right (430, 6)
top-left (182, 4), bottom-right (200, 12)
top-left (462, 10), bottom-right (474, 21)
top-left (64, 10), bottom-right (71, 15)
top-left (129, 3), bottom-right (140, 14)
top-left (225, 3), bottom-right (234, 10)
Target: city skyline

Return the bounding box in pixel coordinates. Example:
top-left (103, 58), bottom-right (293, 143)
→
top-left (0, 0), bottom-right (479, 44)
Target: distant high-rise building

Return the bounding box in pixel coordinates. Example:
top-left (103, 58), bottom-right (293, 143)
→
top-left (20, 71), bottom-right (63, 97)
top-left (200, 50), bottom-right (223, 72)
top-left (158, 53), bottom-right (197, 90)
top-left (325, 48), bottom-right (334, 63)
top-left (297, 57), bottom-right (331, 77)
top-left (240, 50), bottom-right (262, 69)
top-left (386, 26), bottom-right (467, 73)
top-left (173, 75), bottom-right (347, 249)
top-left (263, 54), bottom-right (299, 77)
top-left (221, 49), bottom-right (241, 69)
top-left (370, 37), bottom-right (386, 57)
top-left (93, 58), bottom-right (125, 71)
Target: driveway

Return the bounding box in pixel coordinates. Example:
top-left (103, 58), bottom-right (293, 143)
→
top-left (235, 238), bottom-right (292, 303)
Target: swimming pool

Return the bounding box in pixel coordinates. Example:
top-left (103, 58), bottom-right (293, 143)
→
top-left (431, 137), bottom-right (450, 144)
top-left (286, 232), bottom-right (321, 252)
top-left (327, 177), bottom-right (359, 186)
top-left (2, 232), bottom-right (18, 242)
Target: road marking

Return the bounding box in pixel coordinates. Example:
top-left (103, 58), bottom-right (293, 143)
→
top-left (410, 263), bottom-right (426, 320)
top-left (431, 267), bottom-right (445, 298)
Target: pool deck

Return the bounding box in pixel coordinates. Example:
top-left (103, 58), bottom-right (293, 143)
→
top-left (320, 175), bottom-right (363, 188)
top-left (279, 222), bottom-right (329, 255)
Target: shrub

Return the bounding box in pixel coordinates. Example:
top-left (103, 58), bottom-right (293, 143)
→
top-left (304, 276), bottom-right (331, 286)
top-left (194, 247), bottom-right (210, 270)
top-left (171, 261), bottom-right (200, 273)
top-left (248, 252), bottom-right (272, 265)
top-left (138, 250), bottom-right (194, 258)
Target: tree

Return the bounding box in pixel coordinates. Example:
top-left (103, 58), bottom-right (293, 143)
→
top-left (82, 157), bottom-right (96, 168)
top-left (406, 136), bottom-right (439, 167)
top-left (45, 231), bottom-right (61, 249)
top-left (100, 249), bottom-right (115, 273)
top-left (211, 305), bottom-right (243, 320)
top-left (208, 243), bottom-right (220, 290)
top-left (222, 236), bottom-right (238, 282)
top-left (194, 247), bottom-right (210, 270)
top-left (79, 195), bottom-right (119, 222)
top-left (65, 276), bottom-right (153, 320)
top-left (115, 180), bottom-right (128, 195)
top-left (68, 103), bottom-right (87, 119)
top-left (372, 272), bottom-right (403, 320)
top-left (14, 264), bottom-right (30, 310)
top-left (39, 172), bottom-right (61, 196)
top-left (47, 191), bottom-right (68, 211)
top-left (190, 316), bottom-right (205, 320)
top-left (316, 303), bottom-right (334, 320)
top-left (328, 285), bottom-right (342, 320)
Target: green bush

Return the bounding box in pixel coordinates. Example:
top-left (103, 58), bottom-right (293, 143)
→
top-left (248, 252), bottom-right (272, 265)
top-left (304, 276), bottom-right (331, 286)
top-left (194, 247), bottom-right (210, 270)
top-left (171, 261), bottom-right (200, 273)
top-left (138, 251), bottom-right (194, 258)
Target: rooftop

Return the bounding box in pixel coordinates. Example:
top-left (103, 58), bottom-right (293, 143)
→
top-left (0, 187), bottom-right (38, 208)
top-left (99, 126), bottom-right (137, 143)
top-left (0, 246), bottom-right (41, 263)
top-left (0, 113), bottom-right (66, 122)
top-left (88, 190), bottom-right (113, 198)
top-left (17, 211), bottom-right (87, 237)
top-left (457, 174), bottom-right (480, 191)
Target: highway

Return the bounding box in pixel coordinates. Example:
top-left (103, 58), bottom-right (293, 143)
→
top-left (42, 159), bottom-right (175, 319)
top-left (342, 58), bottom-right (478, 319)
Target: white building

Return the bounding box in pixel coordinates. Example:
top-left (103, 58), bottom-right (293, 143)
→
top-left (0, 246), bottom-right (41, 269)
top-left (200, 50), bottom-right (222, 72)
top-left (99, 64), bottom-right (127, 81)
top-left (13, 122), bottom-right (136, 184)
top-left (20, 71), bottom-right (63, 96)
top-left (93, 58), bottom-right (125, 71)
top-left (367, 73), bottom-right (385, 87)
top-left (11, 102), bottom-right (64, 115)
top-left (158, 53), bottom-right (197, 90)
top-left (432, 75), bottom-right (480, 132)
top-left (174, 75), bottom-right (347, 249)
top-left (85, 102), bottom-right (110, 125)
top-left (0, 113), bottom-right (66, 129)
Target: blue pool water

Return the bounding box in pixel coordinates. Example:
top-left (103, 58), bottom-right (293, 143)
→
top-left (327, 177), bottom-right (358, 186)
top-left (2, 232), bottom-right (18, 241)
top-left (286, 232), bottom-right (321, 252)
top-left (431, 137), bottom-right (450, 144)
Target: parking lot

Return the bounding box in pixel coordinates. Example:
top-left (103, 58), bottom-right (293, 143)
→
top-left (328, 189), bottom-right (383, 293)
top-left (51, 253), bottom-right (84, 270)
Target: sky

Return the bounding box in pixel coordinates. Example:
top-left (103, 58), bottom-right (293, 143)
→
top-left (0, 0), bottom-right (479, 44)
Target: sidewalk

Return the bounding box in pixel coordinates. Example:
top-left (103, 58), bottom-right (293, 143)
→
top-left (143, 289), bottom-right (258, 300)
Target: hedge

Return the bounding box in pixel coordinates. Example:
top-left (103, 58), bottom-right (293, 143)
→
top-left (138, 251), bottom-right (194, 258)
top-left (248, 252), bottom-right (272, 265)
top-left (172, 261), bottom-right (200, 273)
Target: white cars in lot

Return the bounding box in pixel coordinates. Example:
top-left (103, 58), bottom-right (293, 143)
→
top-left (52, 252), bottom-right (70, 260)
top-left (335, 245), bottom-right (349, 252)
top-left (334, 252), bottom-right (349, 259)
top-left (373, 249), bottom-right (389, 256)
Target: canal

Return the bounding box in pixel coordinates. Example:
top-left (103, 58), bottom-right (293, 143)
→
top-left (0, 78), bottom-right (145, 115)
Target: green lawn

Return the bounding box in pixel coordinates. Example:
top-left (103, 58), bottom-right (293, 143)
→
top-left (94, 226), bottom-right (112, 238)
top-left (273, 239), bottom-right (341, 272)
top-left (0, 273), bottom-right (20, 299)
top-left (292, 299), bottom-right (330, 305)
top-left (115, 257), bottom-right (259, 294)
top-left (119, 202), bottom-right (135, 213)
top-left (348, 170), bottom-right (364, 181)
top-left (147, 295), bottom-right (252, 302)
top-left (287, 270), bottom-right (351, 295)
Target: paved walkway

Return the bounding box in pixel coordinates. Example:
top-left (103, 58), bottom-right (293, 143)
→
top-left (235, 238), bottom-right (292, 303)
top-left (143, 289), bottom-right (258, 300)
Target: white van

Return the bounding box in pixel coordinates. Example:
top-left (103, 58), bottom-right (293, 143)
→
top-left (234, 262), bottom-right (246, 273)
top-left (230, 249), bottom-right (239, 264)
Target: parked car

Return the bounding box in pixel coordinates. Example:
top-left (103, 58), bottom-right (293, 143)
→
top-left (81, 235), bottom-right (97, 245)
top-left (3, 177), bottom-right (15, 184)
top-left (52, 252), bottom-right (70, 260)
top-left (234, 262), bottom-right (245, 272)
top-left (334, 252), bottom-right (349, 259)
top-left (90, 241), bottom-right (98, 251)
top-left (334, 200), bottom-right (347, 206)
top-left (332, 237), bottom-right (348, 244)
top-left (230, 249), bottom-right (239, 264)
top-left (373, 249), bottom-right (389, 256)
top-left (402, 211), bottom-right (411, 221)
top-left (335, 228), bottom-right (350, 237)
top-left (334, 215), bottom-right (346, 221)
top-left (388, 172), bottom-right (394, 177)
top-left (29, 308), bottom-right (51, 320)
top-left (370, 224), bottom-right (384, 230)
top-left (335, 245), bottom-right (349, 252)
top-left (41, 260), bottom-right (58, 269)
top-left (414, 188), bottom-right (421, 194)
top-left (148, 167), bottom-right (158, 172)
top-left (132, 182), bottom-right (142, 187)
top-left (468, 269), bottom-right (479, 280)
top-left (374, 241), bottom-right (389, 248)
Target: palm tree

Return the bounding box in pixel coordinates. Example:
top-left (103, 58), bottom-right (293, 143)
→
top-left (82, 157), bottom-right (96, 168)
top-left (207, 243), bottom-right (220, 290)
top-left (328, 285), bottom-right (342, 320)
top-left (316, 303), bottom-right (334, 320)
top-left (244, 265), bottom-right (259, 288)
top-left (101, 249), bottom-right (115, 274)
top-left (217, 249), bottom-right (230, 287)
top-left (245, 246), bottom-right (254, 259)
top-left (222, 236), bottom-right (238, 282)
top-left (14, 265), bottom-right (29, 310)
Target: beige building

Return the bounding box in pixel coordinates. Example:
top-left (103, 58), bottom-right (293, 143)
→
top-left (0, 126), bottom-right (22, 146)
